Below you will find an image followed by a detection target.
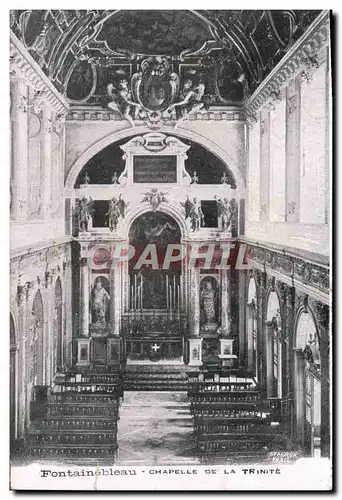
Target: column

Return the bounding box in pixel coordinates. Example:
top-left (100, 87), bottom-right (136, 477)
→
top-left (314, 302), bottom-right (330, 458)
top-left (259, 108), bottom-right (270, 221)
top-left (12, 78), bottom-right (29, 221)
top-left (110, 265), bottom-right (121, 336)
top-left (285, 79), bottom-right (300, 222)
top-left (278, 283), bottom-right (296, 437)
top-left (44, 271), bottom-right (54, 386)
top-left (42, 106), bottom-right (52, 219)
top-left (238, 270), bottom-right (246, 367)
top-left (255, 269), bottom-right (267, 390)
top-left (80, 257), bottom-right (90, 337)
top-left (188, 268), bottom-right (202, 366)
top-left (17, 284), bottom-right (27, 441)
top-left (188, 268), bottom-right (200, 337)
top-left (63, 253), bottom-right (73, 368)
top-left (220, 269), bottom-right (229, 336)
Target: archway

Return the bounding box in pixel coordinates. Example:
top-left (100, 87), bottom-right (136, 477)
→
top-left (64, 126), bottom-right (245, 192)
top-left (295, 310), bottom-right (321, 457)
top-left (10, 314), bottom-right (17, 448)
top-left (53, 278), bottom-right (63, 375)
top-left (31, 290), bottom-right (44, 386)
top-left (266, 291), bottom-right (282, 398)
top-left (246, 277), bottom-right (258, 378)
top-left (124, 210), bottom-right (184, 362)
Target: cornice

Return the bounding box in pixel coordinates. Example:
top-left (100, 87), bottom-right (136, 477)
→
top-left (10, 236), bottom-right (72, 262)
top-left (66, 105), bottom-right (246, 123)
top-left (10, 31), bottom-right (69, 117)
top-left (241, 238), bottom-right (330, 303)
top-left (244, 10), bottom-right (330, 119)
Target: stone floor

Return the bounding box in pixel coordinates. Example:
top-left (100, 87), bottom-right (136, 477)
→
top-left (115, 391), bottom-right (200, 466)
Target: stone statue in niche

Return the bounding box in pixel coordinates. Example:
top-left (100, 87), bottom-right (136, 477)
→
top-left (200, 278), bottom-right (218, 331)
top-left (91, 277), bottom-right (110, 329)
top-left (75, 196), bottom-right (93, 233)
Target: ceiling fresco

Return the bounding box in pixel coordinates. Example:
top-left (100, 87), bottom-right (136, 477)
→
top-left (10, 10), bottom-right (320, 125)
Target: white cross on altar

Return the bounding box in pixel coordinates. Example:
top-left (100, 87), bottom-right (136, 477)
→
top-left (151, 343), bottom-right (160, 352)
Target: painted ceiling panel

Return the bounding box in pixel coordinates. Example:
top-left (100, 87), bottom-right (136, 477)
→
top-left (10, 9), bottom-right (321, 107)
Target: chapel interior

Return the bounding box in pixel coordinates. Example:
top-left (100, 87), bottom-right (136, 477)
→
top-left (10, 10), bottom-right (331, 465)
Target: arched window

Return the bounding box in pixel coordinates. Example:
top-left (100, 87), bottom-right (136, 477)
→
top-left (246, 277), bottom-right (258, 378)
top-left (266, 291), bottom-right (282, 398)
top-left (295, 311), bottom-right (321, 457)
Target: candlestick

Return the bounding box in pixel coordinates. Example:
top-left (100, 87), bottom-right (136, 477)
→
top-left (166, 275), bottom-right (169, 310)
top-left (169, 285), bottom-right (172, 320)
top-left (141, 275), bottom-right (143, 310)
top-left (134, 274), bottom-right (137, 311)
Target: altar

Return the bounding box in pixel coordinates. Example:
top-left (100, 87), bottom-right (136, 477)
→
top-left (72, 133), bottom-right (241, 369)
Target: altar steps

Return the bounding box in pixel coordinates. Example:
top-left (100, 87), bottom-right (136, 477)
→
top-left (123, 364), bottom-right (189, 391)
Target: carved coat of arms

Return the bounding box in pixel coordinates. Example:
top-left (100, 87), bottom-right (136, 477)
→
top-left (131, 57), bottom-right (180, 125)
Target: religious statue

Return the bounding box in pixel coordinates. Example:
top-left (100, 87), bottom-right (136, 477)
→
top-left (200, 280), bottom-right (218, 328)
top-left (189, 197), bottom-right (205, 232)
top-left (107, 75), bottom-right (143, 127)
top-left (74, 196), bottom-right (93, 233)
top-left (111, 171), bottom-right (119, 184)
top-left (181, 195), bottom-right (192, 220)
top-left (106, 198), bottom-right (121, 232)
top-left (191, 171), bottom-right (199, 184)
top-left (215, 196), bottom-right (232, 232)
top-left (105, 195), bottom-right (128, 231)
top-left (91, 278), bottom-right (110, 328)
top-left (142, 188), bottom-right (168, 212)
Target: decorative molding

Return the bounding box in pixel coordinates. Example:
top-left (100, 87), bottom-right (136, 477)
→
top-left (245, 10), bottom-right (329, 119)
top-left (65, 106), bottom-right (246, 123)
top-left (10, 31), bottom-right (69, 117)
top-left (247, 241), bottom-right (329, 300)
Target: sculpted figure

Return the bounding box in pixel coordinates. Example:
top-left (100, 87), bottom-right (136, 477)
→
top-left (215, 196), bottom-right (232, 232)
top-left (106, 198), bottom-right (121, 232)
top-left (107, 77), bottom-right (142, 127)
top-left (201, 280), bottom-right (217, 326)
top-left (189, 197), bottom-right (205, 232)
top-left (75, 196), bottom-right (93, 233)
top-left (91, 278), bottom-right (110, 327)
top-left (165, 78), bottom-right (205, 120)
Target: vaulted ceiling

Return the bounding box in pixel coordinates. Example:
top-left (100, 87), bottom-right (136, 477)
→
top-left (10, 10), bottom-right (320, 106)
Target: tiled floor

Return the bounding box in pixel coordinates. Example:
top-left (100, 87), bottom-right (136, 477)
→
top-left (115, 391), bottom-right (200, 466)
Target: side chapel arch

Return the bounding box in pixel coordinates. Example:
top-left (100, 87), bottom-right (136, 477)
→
top-left (266, 289), bottom-right (283, 398)
top-left (294, 308), bottom-right (321, 456)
